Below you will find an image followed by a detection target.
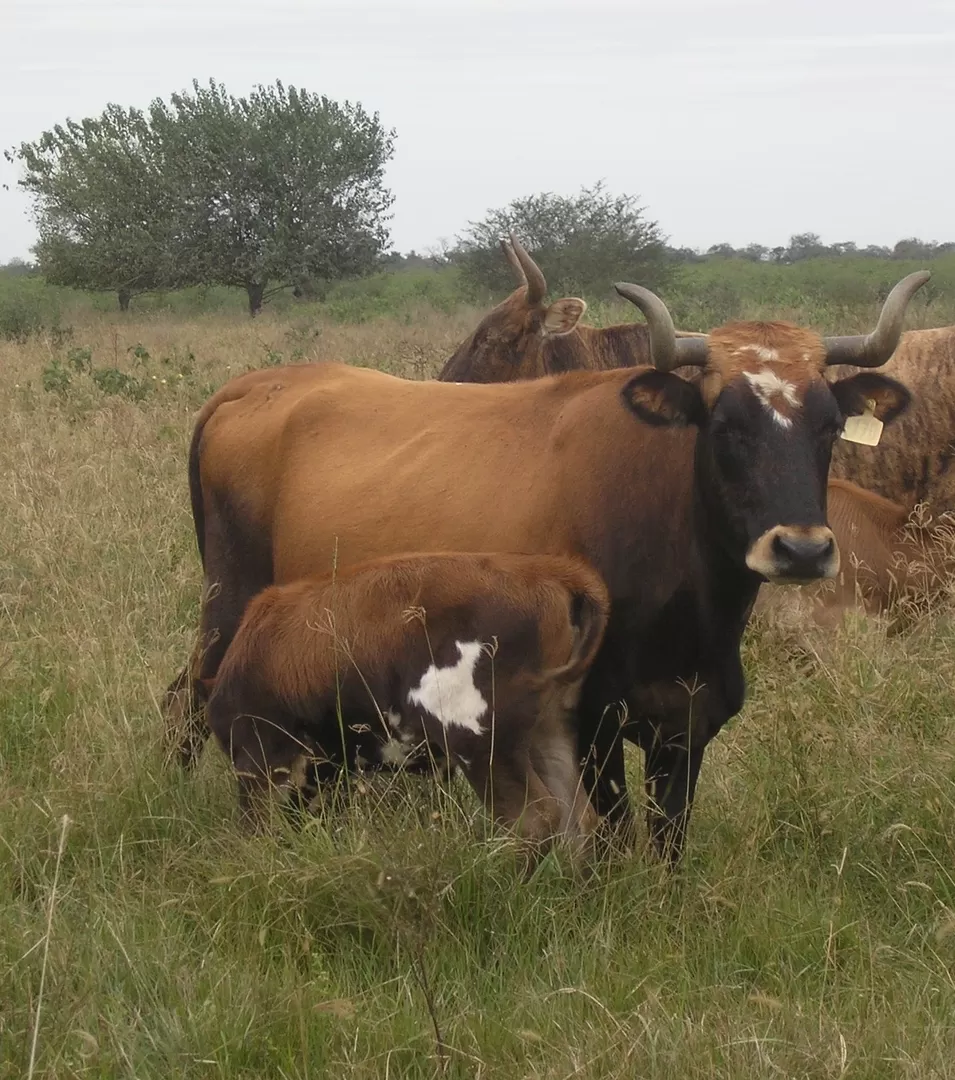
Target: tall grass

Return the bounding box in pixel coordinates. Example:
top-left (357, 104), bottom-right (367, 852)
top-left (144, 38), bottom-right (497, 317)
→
top-left (2, 303), bottom-right (955, 1077)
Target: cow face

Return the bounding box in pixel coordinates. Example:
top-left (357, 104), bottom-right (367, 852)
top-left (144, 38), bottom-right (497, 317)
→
top-left (439, 285), bottom-right (586, 383)
top-left (438, 234), bottom-right (587, 383)
top-left (622, 323), bottom-right (912, 583)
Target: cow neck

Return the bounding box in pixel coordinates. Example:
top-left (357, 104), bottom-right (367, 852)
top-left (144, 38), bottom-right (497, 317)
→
top-left (691, 433), bottom-right (763, 631)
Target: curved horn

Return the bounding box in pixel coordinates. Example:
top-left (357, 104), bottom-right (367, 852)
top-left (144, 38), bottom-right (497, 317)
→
top-left (499, 236), bottom-right (527, 286)
top-left (614, 282), bottom-right (709, 371)
top-left (508, 231), bottom-right (547, 305)
top-left (823, 270), bottom-right (930, 367)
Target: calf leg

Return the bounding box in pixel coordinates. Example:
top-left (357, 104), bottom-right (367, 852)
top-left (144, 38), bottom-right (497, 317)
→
top-left (643, 738), bottom-right (705, 865)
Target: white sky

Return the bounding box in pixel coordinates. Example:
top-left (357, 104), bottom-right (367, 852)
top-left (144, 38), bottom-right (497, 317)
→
top-left (3, 0), bottom-right (954, 262)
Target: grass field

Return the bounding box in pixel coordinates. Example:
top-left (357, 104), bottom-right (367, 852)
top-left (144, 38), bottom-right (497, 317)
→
top-left (3, 297), bottom-right (955, 1079)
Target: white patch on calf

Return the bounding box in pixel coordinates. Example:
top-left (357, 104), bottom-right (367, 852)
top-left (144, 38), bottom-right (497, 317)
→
top-left (743, 368), bottom-right (800, 429)
top-left (407, 640), bottom-right (488, 735)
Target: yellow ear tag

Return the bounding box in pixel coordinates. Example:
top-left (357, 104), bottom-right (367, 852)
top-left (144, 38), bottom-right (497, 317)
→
top-left (840, 398), bottom-right (883, 446)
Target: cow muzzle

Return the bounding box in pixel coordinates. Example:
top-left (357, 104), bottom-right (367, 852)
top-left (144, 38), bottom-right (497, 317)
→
top-left (745, 525), bottom-right (840, 584)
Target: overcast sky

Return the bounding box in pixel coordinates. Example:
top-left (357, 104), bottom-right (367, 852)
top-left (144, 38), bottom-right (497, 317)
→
top-left (3, 0), bottom-right (953, 262)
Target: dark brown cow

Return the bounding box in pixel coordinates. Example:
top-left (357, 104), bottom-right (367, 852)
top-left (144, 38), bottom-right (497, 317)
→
top-left (166, 272), bottom-right (925, 862)
top-left (205, 551), bottom-right (609, 860)
top-left (438, 233), bottom-right (703, 383)
top-left (831, 326), bottom-right (955, 510)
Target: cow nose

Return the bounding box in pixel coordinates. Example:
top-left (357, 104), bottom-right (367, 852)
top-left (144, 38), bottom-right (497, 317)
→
top-left (771, 532), bottom-right (835, 577)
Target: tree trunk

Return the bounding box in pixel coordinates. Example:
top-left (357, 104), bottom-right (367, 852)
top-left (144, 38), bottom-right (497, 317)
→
top-left (246, 282), bottom-right (265, 317)
top-left (118, 289), bottom-right (131, 312)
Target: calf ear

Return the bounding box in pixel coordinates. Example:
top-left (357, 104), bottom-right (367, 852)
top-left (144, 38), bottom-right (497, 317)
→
top-left (542, 297), bottom-right (586, 337)
top-left (830, 372), bottom-right (912, 426)
top-left (621, 369), bottom-right (706, 428)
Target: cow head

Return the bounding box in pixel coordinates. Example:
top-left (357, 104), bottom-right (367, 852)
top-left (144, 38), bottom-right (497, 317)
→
top-left (438, 234), bottom-right (586, 383)
top-left (615, 274), bottom-right (926, 584)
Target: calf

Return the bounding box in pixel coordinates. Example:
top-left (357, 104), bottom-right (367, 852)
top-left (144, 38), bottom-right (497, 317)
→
top-left (205, 552), bottom-right (610, 858)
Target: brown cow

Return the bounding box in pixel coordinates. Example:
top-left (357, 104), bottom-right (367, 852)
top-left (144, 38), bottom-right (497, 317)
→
top-left (831, 325), bottom-right (955, 510)
top-left (438, 233), bottom-right (704, 383)
top-left (166, 272), bottom-right (925, 863)
top-left (205, 551), bottom-right (609, 860)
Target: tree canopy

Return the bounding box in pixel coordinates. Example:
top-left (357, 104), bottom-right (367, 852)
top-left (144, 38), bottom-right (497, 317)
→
top-left (8, 79), bottom-right (395, 313)
top-left (453, 181), bottom-right (672, 298)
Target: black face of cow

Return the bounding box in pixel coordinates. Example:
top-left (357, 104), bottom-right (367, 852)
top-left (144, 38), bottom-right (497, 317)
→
top-left (622, 367), bottom-right (912, 584)
top-left (704, 378), bottom-right (843, 581)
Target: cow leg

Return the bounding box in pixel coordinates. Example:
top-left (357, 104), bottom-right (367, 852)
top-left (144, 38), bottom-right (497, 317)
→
top-left (165, 530), bottom-right (271, 770)
top-left (642, 738), bottom-right (705, 865)
top-left (577, 705), bottom-right (636, 855)
top-left (162, 664), bottom-right (204, 769)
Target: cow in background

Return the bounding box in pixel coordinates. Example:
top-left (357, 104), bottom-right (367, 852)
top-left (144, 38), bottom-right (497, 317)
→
top-left (438, 233), bottom-right (703, 383)
top-left (831, 325), bottom-right (955, 511)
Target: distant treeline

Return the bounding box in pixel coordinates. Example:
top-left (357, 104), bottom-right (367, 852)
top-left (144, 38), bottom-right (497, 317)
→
top-left (7, 235), bottom-right (953, 282)
top-left (381, 233), bottom-right (955, 273)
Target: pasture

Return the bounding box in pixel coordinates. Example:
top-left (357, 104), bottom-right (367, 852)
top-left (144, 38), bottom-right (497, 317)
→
top-left (3, 286), bottom-right (955, 1079)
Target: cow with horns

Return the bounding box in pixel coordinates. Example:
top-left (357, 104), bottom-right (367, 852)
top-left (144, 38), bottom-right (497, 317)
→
top-left (437, 232), bottom-right (704, 383)
top-left (165, 271), bottom-right (926, 862)
top-left (830, 325), bottom-right (955, 512)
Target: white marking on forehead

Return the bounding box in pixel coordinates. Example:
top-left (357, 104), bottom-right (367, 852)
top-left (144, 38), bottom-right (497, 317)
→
top-left (386, 709), bottom-right (401, 729)
top-left (744, 368), bottom-right (800, 429)
top-left (407, 640), bottom-right (488, 735)
top-left (737, 344), bottom-right (779, 362)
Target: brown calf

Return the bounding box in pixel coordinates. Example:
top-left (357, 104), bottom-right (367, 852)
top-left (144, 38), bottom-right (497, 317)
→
top-left (205, 552), bottom-right (610, 858)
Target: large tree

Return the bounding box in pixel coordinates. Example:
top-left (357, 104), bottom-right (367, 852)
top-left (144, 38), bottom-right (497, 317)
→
top-left (454, 181), bottom-right (672, 298)
top-left (148, 79), bottom-right (395, 314)
top-left (9, 79), bottom-right (395, 314)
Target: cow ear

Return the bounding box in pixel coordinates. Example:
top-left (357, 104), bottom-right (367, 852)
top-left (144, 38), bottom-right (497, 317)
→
top-left (830, 372), bottom-right (911, 426)
top-left (542, 297), bottom-right (586, 337)
top-left (621, 369), bottom-right (706, 427)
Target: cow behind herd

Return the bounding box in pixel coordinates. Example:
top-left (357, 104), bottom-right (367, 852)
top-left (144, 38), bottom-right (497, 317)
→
top-left (163, 236), bottom-right (955, 868)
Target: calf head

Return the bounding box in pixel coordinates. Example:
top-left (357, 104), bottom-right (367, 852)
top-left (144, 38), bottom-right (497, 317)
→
top-left (615, 273), bottom-right (926, 583)
top-left (438, 233), bottom-right (586, 382)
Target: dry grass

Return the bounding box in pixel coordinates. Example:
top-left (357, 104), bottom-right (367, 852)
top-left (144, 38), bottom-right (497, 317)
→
top-left (3, 307), bottom-right (955, 1078)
